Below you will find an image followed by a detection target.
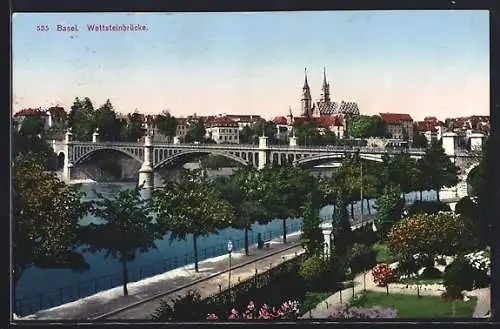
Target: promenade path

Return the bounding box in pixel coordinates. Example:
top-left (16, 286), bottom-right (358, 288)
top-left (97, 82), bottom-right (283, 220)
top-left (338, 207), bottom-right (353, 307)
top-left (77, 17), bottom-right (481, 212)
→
top-left (20, 233), bottom-right (304, 321)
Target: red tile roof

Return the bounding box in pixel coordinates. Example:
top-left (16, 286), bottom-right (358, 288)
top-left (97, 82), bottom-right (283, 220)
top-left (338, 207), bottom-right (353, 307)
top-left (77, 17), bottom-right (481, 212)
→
top-left (414, 121), bottom-right (438, 133)
top-left (14, 108), bottom-right (47, 117)
top-left (313, 115), bottom-right (343, 128)
top-left (379, 113), bottom-right (413, 124)
top-left (207, 116), bottom-right (239, 127)
top-left (273, 116), bottom-right (288, 125)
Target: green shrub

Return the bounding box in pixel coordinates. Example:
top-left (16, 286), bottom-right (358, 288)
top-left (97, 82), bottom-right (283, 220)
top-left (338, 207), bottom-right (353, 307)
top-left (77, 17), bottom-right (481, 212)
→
top-left (443, 257), bottom-right (474, 298)
top-left (348, 243), bottom-right (377, 274)
top-left (151, 290), bottom-right (207, 321)
top-left (352, 225), bottom-right (378, 246)
top-left (299, 256), bottom-right (327, 281)
top-left (421, 266), bottom-right (442, 279)
top-left (407, 201), bottom-right (451, 215)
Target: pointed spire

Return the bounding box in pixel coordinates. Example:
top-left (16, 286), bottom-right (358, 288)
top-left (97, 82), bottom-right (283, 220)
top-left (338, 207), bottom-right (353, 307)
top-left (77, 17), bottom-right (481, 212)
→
top-left (303, 68), bottom-right (309, 89)
top-left (289, 105), bottom-right (293, 117)
top-left (323, 67), bottom-right (328, 87)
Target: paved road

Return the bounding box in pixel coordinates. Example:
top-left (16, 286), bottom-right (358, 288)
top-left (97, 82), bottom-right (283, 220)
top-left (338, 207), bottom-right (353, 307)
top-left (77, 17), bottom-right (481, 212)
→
top-left (20, 233), bottom-right (304, 321)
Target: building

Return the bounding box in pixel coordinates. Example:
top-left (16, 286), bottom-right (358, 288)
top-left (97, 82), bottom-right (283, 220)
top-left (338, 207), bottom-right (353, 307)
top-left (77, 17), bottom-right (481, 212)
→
top-left (13, 107), bottom-right (68, 131)
top-left (379, 113), bottom-right (414, 140)
top-left (299, 68), bottom-right (360, 119)
top-left (205, 115), bottom-right (240, 144)
top-left (175, 118), bottom-right (189, 140)
top-left (313, 115), bottom-right (345, 139)
top-left (224, 114), bottom-right (262, 130)
top-left (414, 116), bottom-right (444, 143)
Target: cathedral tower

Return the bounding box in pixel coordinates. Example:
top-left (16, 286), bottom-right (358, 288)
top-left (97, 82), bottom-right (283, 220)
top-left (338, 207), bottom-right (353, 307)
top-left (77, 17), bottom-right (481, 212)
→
top-left (301, 68), bottom-right (312, 117)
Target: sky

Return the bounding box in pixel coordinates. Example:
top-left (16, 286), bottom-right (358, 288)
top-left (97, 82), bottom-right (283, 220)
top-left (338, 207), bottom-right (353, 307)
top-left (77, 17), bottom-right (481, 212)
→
top-left (12, 11), bottom-right (489, 121)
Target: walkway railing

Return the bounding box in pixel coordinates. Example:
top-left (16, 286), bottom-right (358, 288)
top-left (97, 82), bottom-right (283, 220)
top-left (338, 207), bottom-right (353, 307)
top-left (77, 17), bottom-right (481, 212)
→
top-left (14, 222), bottom-right (302, 317)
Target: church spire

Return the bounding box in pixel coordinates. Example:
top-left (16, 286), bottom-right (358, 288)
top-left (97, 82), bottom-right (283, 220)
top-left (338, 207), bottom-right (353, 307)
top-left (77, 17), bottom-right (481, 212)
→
top-left (321, 67), bottom-right (331, 103)
top-left (303, 68), bottom-right (309, 89)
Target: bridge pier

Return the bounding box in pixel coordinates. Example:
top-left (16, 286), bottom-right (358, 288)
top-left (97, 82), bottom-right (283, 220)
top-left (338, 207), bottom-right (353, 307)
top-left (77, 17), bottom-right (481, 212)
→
top-left (92, 129), bottom-right (100, 143)
top-left (63, 129), bottom-right (74, 181)
top-left (258, 136), bottom-right (268, 170)
top-left (138, 134), bottom-right (154, 197)
top-left (289, 135), bottom-right (298, 147)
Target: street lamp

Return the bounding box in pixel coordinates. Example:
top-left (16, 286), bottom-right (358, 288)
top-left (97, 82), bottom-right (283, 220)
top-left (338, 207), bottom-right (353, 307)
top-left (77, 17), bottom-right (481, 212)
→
top-left (227, 240), bottom-right (233, 289)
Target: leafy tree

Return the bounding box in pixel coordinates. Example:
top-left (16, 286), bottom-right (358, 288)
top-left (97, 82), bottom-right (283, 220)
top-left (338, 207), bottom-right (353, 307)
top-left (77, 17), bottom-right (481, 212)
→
top-left (252, 119), bottom-right (278, 144)
top-left (185, 118), bottom-right (207, 143)
top-left (212, 172), bottom-right (263, 256)
top-left (467, 139), bottom-right (490, 247)
top-left (294, 121), bottom-right (322, 146)
top-left (374, 185), bottom-right (403, 241)
top-left (332, 188), bottom-right (353, 257)
top-left (68, 97), bottom-right (95, 140)
top-left (258, 165), bottom-right (319, 243)
top-left (348, 115), bottom-right (384, 139)
top-left (300, 194), bottom-right (324, 257)
top-left (388, 212), bottom-right (471, 262)
top-left (151, 169), bottom-right (233, 272)
top-left (13, 128), bottom-right (58, 171)
top-left (154, 110), bottom-right (177, 139)
top-left (79, 187), bottom-right (160, 296)
top-left (239, 125), bottom-right (254, 144)
top-left (382, 153), bottom-right (419, 203)
top-left (93, 99), bottom-right (124, 141)
top-left (13, 153), bottom-right (90, 300)
top-left (19, 115), bottom-right (45, 137)
top-left (419, 139), bottom-right (460, 201)
top-left (412, 132), bottom-right (428, 148)
top-left (121, 111), bottom-right (146, 141)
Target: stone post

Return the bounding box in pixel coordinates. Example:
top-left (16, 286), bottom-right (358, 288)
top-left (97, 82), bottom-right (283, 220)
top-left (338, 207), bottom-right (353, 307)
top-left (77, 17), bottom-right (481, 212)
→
top-left (92, 128), bottom-right (100, 143)
top-left (138, 134), bottom-right (154, 197)
top-left (469, 132), bottom-right (485, 152)
top-left (289, 135), bottom-right (298, 147)
top-left (441, 132), bottom-right (458, 157)
top-left (258, 135), bottom-right (268, 170)
top-left (321, 222), bottom-right (333, 260)
top-left (63, 129), bottom-right (74, 181)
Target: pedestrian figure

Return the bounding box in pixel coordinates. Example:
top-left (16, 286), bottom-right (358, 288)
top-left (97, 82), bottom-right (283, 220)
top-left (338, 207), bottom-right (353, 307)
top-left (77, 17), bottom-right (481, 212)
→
top-left (257, 233), bottom-right (264, 249)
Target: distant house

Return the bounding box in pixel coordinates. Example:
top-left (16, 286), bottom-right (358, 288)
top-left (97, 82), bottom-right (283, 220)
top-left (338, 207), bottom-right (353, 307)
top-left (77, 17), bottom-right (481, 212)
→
top-left (379, 113), bottom-right (414, 140)
top-left (414, 117), bottom-right (444, 142)
top-left (205, 115), bottom-right (240, 144)
top-left (313, 115), bottom-right (346, 139)
top-left (13, 108), bottom-right (51, 131)
top-left (46, 106), bottom-right (68, 128)
top-left (224, 114), bottom-right (262, 130)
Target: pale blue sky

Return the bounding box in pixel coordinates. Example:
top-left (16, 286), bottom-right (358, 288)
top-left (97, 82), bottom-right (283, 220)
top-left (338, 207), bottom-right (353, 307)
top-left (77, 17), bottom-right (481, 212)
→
top-left (12, 11), bottom-right (489, 120)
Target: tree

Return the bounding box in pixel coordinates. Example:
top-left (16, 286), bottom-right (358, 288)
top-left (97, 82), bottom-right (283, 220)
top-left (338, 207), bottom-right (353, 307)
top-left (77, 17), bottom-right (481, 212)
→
top-left (348, 115), bottom-right (384, 139)
top-left (239, 125), bottom-right (254, 144)
top-left (374, 185), bottom-right (403, 241)
top-left (467, 139), bottom-right (490, 247)
top-left (121, 111), bottom-right (146, 141)
top-left (212, 172), bottom-right (262, 256)
top-left (384, 153), bottom-right (419, 203)
top-left (252, 119), bottom-right (278, 144)
top-left (13, 127), bottom-right (58, 171)
top-left (151, 169), bottom-right (233, 272)
top-left (294, 121), bottom-right (322, 146)
top-left (79, 187), bottom-right (160, 296)
top-left (412, 132), bottom-right (428, 148)
top-left (13, 153), bottom-right (90, 301)
top-left (300, 194), bottom-right (324, 257)
top-left (332, 188), bottom-right (353, 257)
top-left (68, 97), bottom-right (95, 140)
top-left (185, 118), bottom-right (207, 143)
top-left (258, 165), bottom-right (319, 244)
top-left (419, 139), bottom-right (459, 201)
top-left (93, 99), bottom-right (124, 141)
top-left (388, 212), bottom-right (471, 263)
top-left (155, 111), bottom-right (177, 139)
top-left (19, 115), bottom-right (45, 137)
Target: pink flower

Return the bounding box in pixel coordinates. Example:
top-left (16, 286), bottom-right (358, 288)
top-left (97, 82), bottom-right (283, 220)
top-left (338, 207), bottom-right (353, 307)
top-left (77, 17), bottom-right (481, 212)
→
top-left (206, 313), bottom-right (218, 320)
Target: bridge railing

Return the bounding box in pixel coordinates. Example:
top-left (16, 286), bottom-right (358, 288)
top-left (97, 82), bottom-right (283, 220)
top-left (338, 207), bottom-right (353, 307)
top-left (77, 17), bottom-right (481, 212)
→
top-left (14, 222), bottom-right (302, 317)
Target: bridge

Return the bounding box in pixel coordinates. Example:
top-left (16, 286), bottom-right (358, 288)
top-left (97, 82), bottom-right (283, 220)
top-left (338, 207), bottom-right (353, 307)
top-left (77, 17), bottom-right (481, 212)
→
top-left (51, 130), bottom-right (484, 198)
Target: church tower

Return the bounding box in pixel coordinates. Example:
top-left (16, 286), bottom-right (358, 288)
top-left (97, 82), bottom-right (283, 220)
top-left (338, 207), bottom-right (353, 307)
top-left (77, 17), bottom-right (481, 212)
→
top-left (301, 68), bottom-right (312, 117)
top-left (320, 67), bottom-right (331, 103)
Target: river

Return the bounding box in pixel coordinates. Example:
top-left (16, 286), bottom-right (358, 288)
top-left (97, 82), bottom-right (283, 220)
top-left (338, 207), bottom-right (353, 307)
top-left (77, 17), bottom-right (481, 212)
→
top-left (15, 169), bottom-right (437, 315)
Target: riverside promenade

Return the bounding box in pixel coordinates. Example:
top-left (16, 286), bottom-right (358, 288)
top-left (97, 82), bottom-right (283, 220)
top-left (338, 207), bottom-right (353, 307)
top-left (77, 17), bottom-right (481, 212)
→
top-left (20, 233), bottom-right (304, 321)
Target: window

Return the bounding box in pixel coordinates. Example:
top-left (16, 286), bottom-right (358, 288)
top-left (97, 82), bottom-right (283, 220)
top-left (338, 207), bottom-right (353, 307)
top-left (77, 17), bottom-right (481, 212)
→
top-left (219, 136), bottom-right (222, 140)
top-left (229, 136), bottom-right (232, 140)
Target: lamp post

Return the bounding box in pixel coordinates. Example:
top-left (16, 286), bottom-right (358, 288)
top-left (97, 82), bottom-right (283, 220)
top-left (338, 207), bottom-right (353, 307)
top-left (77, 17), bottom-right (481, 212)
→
top-left (227, 240), bottom-right (233, 289)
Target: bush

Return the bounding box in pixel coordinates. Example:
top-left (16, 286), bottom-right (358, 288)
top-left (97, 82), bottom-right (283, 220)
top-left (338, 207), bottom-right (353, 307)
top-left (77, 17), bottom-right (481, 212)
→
top-left (151, 290), bottom-right (207, 321)
top-left (421, 267), bottom-right (442, 279)
top-left (353, 224), bottom-right (378, 246)
top-left (443, 257), bottom-right (474, 298)
top-left (299, 256), bottom-right (327, 281)
top-left (371, 263), bottom-right (394, 287)
top-left (348, 243), bottom-right (377, 274)
top-left (407, 201), bottom-right (451, 215)
top-left (436, 256), bottom-right (447, 266)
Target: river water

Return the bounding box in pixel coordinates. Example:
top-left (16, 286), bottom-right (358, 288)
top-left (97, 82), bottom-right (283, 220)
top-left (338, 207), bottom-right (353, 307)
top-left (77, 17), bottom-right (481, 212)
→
top-left (15, 168), bottom-right (437, 315)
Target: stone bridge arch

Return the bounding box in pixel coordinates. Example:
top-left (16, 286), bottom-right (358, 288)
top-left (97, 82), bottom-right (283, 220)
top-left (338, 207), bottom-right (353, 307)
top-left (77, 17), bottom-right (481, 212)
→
top-left (294, 152), bottom-right (386, 167)
top-left (153, 149), bottom-right (250, 169)
top-left (72, 146), bottom-right (143, 166)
